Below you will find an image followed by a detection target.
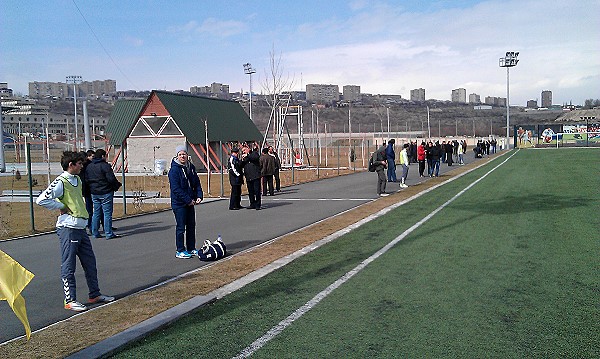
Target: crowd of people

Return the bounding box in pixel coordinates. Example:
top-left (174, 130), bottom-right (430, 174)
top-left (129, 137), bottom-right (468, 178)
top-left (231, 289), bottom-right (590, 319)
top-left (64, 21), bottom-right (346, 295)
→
top-left (373, 138), bottom-right (495, 195)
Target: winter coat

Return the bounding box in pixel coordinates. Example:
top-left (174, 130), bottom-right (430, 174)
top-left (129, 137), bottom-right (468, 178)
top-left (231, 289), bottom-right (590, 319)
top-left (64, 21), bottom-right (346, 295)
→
top-left (228, 154), bottom-right (244, 186)
top-left (168, 157), bottom-right (203, 209)
top-left (260, 153), bottom-right (277, 176)
top-left (417, 145), bottom-right (426, 161)
top-left (371, 146), bottom-right (387, 172)
top-left (85, 158), bottom-right (121, 195)
top-left (385, 143), bottom-right (395, 161)
top-left (241, 149), bottom-right (261, 182)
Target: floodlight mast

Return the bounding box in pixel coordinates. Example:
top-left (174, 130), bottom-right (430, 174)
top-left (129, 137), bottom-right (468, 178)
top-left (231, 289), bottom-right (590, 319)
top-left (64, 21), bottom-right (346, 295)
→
top-left (243, 63), bottom-right (256, 122)
top-left (66, 75), bottom-right (82, 150)
top-left (499, 52), bottom-right (519, 149)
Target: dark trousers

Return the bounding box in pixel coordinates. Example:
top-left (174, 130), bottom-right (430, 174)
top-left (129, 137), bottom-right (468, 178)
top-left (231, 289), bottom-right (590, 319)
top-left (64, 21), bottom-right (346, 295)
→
top-left (173, 205), bottom-right (196, 253)
top-left (247, 178), bottom-right (262, 209)
top-left (230, 184), bottom-right (242, 209)
top-left (262, 175), bottom-right (274, 196)
top-left (58, 227), bottom-right (100, 302)
top-left (418, 160), bottom-right (425, 176)
top-left (274, 170), bottom-right (281, 191)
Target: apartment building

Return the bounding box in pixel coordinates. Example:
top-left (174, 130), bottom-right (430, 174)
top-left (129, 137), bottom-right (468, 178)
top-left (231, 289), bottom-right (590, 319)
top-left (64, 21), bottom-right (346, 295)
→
top-left (343, 85), bottom-right (361, 102)
top-left (410, 88), bottom-right (426, 102)
top-left (306, 84), bottom-right (340, 103)
top-left (451, 88), bottom-right (467, 103)
top-left (469, 93), bottom-right (481, 104)
top-left (541, 90), bottom-right (552, 107)
top-left (28, 79), bottom-right (116, 99)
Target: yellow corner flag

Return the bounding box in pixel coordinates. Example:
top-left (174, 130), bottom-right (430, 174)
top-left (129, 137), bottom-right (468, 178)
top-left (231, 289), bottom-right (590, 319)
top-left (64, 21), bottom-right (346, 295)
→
top-left (0, 249), bottom-right (35, 340)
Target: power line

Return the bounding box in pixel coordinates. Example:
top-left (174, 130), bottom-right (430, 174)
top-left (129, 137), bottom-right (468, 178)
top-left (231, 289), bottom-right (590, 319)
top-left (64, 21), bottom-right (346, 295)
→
top-left (71, 0), bottom-right (139, 90)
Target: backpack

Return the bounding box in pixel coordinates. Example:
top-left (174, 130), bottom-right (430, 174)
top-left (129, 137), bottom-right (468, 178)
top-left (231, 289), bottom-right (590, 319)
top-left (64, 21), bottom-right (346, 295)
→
top-left (368, 156), bottom-right (376, 172)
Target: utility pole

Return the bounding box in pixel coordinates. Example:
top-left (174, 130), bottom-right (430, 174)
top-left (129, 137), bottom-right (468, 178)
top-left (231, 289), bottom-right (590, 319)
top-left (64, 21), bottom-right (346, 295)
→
top-left (66, 75), bottom-right (82, 150)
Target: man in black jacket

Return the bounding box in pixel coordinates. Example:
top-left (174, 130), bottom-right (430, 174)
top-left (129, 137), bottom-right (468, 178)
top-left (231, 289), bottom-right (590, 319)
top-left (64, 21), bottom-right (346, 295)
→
top-left (85, 149), bottom-right (121, 239)
top-left (241, 142), bottom-right (262, 210)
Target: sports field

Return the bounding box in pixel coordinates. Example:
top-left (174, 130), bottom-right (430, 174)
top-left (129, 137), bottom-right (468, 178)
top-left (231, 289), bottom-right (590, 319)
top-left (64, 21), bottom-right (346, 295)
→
top-left (113, 149), bottom-right (599, 358)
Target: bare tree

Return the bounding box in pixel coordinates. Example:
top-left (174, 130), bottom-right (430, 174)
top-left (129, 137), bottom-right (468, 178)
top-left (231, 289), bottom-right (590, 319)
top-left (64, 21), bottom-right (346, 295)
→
top-left (260, 45), bottom-right (295, 148)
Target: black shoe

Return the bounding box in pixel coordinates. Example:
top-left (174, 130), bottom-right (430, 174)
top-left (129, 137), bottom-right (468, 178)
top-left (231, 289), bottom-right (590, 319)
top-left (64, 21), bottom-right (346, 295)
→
top-left (106, 234), bottom-right (121, 239)
top-left (229, 207), bottom-right (240, 210)
top-left (247, 205), bottom-right (255, 210)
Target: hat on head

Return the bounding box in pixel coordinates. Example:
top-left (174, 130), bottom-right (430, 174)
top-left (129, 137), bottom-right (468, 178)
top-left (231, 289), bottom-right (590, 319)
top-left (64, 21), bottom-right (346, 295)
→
top-left (175, 145), bottom-right (187, 155)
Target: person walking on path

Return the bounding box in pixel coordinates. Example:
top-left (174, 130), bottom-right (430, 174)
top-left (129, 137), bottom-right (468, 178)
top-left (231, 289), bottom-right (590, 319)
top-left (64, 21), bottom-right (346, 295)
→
top-left (399, 143), bottom-right (410, 188)
top-left (372, 144), bottom-right (388, 196)
top-left (260, 147), bottom-right (277, 196)
top-left (228, 147), bottom-right (244, 210)
top-left (241, 142), bottom-right (262, 210)
top-left (168, 145), bottom-right (203, 259)
top-left (36, 151), bottom-right (114, 312)
top-left (85, 149), bottom-right (121, 239)
top-left (385, 139), bottom-right (397, 182)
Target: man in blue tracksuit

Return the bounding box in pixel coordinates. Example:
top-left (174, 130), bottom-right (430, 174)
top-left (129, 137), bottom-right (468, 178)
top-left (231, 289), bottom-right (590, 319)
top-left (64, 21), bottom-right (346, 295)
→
top-left (385, 139), bottom-right (397, 182)
top-left (168, 145), bottom-right (203, 259)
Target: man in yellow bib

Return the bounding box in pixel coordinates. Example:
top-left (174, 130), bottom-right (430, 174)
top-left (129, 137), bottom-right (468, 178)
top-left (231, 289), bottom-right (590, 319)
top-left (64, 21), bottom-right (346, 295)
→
top-left (36, 151), bottom-right (114, 311)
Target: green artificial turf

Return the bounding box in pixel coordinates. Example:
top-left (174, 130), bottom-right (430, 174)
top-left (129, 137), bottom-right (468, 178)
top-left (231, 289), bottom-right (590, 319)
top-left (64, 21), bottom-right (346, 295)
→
top-left (114, 149), bottom-right (599, 358)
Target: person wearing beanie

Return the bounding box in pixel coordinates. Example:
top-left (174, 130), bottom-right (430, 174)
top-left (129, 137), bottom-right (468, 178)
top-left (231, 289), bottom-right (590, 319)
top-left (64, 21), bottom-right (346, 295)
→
top-left (168, 145), bottom-right (204, 259)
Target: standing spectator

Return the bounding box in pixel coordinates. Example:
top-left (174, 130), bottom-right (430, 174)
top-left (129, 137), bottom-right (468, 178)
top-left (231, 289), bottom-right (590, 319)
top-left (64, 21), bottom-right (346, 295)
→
top-left (410, 141), bottom-right (417, 163)
top-left (430, 141), bottom-right (441, 177)
top-left (485, 140), bottom-right (491, 156)
top-left (85, 149), bottom-right (121, 239)
top-left (168, 145), bottom-right (203, 259)
top-left (260, 147), bottom-right (276, 196)
top-left (445, 141), bottom-right (454, 166)
top-left (399, 143), bottom-right (409, 188)
top-left (385, 139), bottom-right (397, 182)
top-left (241, 142), bottom-right (262, 210)
top-left (417, 141), bottom-right (426, 177)
top-left (80, 150), bottom-right (95, 232)
top-left (36, 151), bottom-right (114, 312)
top-left (228, 147), bottom-right (244, 210)
top-left (268, 146), bottom-right (281, 192)
top-left (458, 141), bottom-right (465, 165)
top-left (426, 141), bottom-right (434, 177)
top-left (491, 138), bottom-right (497, 154)
top-left (372, 144), bottom-right (388, 196)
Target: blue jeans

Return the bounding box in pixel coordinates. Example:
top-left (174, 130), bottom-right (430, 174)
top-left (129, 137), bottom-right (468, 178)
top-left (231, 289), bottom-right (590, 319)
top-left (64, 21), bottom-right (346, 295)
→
top-left (386, 159), bottom-right (397, 182)
top-left (91, 192), bottom-right (114, 238)
top-left (173, 205), bottom-right (196, 253)
top-left (432, 159), bottom-right (440, 177)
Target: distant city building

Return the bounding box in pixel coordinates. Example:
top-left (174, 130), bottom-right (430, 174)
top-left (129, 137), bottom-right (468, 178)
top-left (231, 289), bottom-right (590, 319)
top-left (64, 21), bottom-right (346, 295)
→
top-left (527, 99), bottom-right (538, 108)
top-left (0, 82), bottom-right (13, 97)
top-left (484, 96), bottom-right (507, 107)
top-left (469, 93), bottom-right (480, 104)
top-left (541, 90), bottom-right (552, 107)
top-left (28, 79), bottom-right (116, 99)
top-left (410, 88), bottom-right (426, 102)
top-left (306, 84), bottom-right (340, 103)
top-left (451, 88), bottom-right (467, 103)
top-left (343, 85), bottom-right (361, 102)
top-left (190, 82), bottom-right (230, 99)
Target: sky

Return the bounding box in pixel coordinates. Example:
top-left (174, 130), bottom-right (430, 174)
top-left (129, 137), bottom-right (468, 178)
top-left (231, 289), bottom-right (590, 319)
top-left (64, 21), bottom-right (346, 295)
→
top-left (1, 0), bottom-right (599, 105)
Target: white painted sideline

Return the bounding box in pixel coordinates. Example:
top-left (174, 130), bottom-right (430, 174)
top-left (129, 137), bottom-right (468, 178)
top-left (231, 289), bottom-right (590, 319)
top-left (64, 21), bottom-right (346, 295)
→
top-left (232, 150), bottom-right (520, 358)
top-left (59, 152), bottom-right (508, 358)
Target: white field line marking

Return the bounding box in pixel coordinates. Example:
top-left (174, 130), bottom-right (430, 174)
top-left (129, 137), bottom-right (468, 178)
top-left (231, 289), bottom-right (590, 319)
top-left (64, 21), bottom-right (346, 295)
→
top-left (233, 150), bottom-right (520, 358)
top-left (267, 198), bottom-right (370, 201)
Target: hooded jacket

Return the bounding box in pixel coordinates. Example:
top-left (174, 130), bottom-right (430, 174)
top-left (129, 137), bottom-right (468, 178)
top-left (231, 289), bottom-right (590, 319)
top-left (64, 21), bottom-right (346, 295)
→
top-left (168, 157), bottom-right (203, 209)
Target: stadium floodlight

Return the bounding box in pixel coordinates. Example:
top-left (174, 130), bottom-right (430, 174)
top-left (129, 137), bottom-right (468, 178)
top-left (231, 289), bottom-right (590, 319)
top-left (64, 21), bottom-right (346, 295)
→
top-left (243, 63), bottom-right (256, 121)
top-left (66, 75), bottom-right (82, 150)
top-left (499, 51), bottom-right (519, 148)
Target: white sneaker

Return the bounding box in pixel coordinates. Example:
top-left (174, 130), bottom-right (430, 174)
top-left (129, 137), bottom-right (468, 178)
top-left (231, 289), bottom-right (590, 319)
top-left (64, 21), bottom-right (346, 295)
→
top-left (379, 193), bottom-right (390, 197)
top-left (400, 183), bottom-right (408, 188)
top-left (64, 300), bottom-right (87, 312)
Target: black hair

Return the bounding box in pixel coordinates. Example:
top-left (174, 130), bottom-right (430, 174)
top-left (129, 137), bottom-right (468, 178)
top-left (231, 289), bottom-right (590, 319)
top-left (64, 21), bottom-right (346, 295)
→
top-left (86, 149), bottom-right (95, 156)
top-left (60, 151), bottom-right (84, 171)
top-left (94, 149), bottom-right (107, 159)
top-left (262, 147), bottom-right (269, 154)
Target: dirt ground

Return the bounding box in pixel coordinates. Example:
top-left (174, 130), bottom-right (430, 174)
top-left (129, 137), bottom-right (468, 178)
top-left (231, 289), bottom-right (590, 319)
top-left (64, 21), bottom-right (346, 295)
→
top-left (0, 158), bottom-right (492, 358)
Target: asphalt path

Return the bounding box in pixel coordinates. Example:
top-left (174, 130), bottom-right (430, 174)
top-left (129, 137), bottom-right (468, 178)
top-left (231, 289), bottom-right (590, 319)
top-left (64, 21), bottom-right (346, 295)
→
top-left (0, 153), bottom-right (486, 343)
